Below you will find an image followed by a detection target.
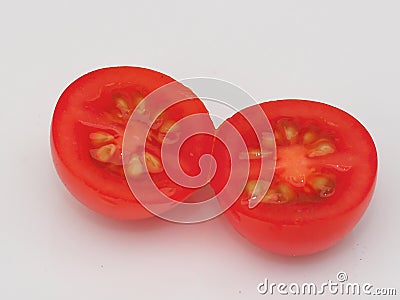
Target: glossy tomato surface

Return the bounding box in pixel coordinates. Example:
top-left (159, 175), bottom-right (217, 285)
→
top-left (51, 67), bottom-right (213, 220)
top-left (211, 100), bottom-right (377, 256)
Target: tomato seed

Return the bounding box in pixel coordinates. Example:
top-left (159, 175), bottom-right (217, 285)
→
top-left (126, 155), bottom-right (144, 177)
top-left (307, 139), bottom-right (335, 157)
top-left (93, 144), bottom-right (116, 163)
top-left (276, 183), bottom-right (296, 202)
top-left (145, 152), bottom-right (163, 173)
top-left (115, 98), bottom-right (130, 114)
top-left (263, 189), bottom-right (279, 203)
top-left (135, 100), bottom-right (146, 114)
top-left (89, 132), bottom-right (114, 146)
top-left (245, 180), bottom-right (270, 207)
top-left (308, 175), bottom-right (336, 198)
top-left (283, 125), bottom-right (298, 143)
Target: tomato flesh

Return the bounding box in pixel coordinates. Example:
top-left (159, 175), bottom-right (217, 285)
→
top-left (51, 67), bottom-right (213, 220)
top-left (211, 100), bottom-right (377, 256)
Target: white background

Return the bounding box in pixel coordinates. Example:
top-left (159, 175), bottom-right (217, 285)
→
top-left (1, 1), bottom-right (399, 299)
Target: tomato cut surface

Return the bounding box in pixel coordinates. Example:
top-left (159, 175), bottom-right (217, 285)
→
top-left (211, 100), bottom-right (377, 256)
top-left (51, 67), bottom-right (213, 220)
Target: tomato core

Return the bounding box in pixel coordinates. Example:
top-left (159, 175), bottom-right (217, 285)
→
top-left (242, 116), bottom-right (346, 205)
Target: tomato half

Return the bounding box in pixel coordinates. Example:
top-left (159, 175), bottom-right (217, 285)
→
top-left (51, 67), bottom-right (213, 220)
top-left (211, 100), bottom-right (377, 256)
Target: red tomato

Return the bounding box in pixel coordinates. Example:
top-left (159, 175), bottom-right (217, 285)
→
top-left (51, 67), bottom-right (213, 220)
top-left (211, 100), bottom-right (377, 256)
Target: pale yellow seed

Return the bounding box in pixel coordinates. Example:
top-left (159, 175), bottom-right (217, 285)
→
top-left (246, 180), bottom-right (269, 199)
top-left (310, 176), bottom-right (329, 190)
top-left (309, 176), bottom-right (335, 197)
top-left (308, 139), bottom-right (336, 157)
top-left (303, 131), bottom-right (317, 144)
top-left (245, 180), bottom-right (270, 207)
top-left (115, 98), bottom-right (130, 114)
top-left (126, 155), bottom-right (144, 177)
top-left (262, 189), bottom-right (279, 203)
top-left (136, 100), bottom-right (146, 114)
top-left (277, 183), bottom-right (296, 202)
top-left (283, 126), bottom-right (298, 142)
top-left (89, 132), bottom-right (114, 146)
top-left (262, 184), bottom-right (296, 203)
top-left (94, 144), bottom-right (116, 163)
top-left (145, 152), bottom-right (163, 173)
top-left (245, 180), bottom-right (258, 195)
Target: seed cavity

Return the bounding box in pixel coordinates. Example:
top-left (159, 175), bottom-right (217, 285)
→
top-left (261, 188), bottom-right (278, 203)
top-left (263, 183), bottom-right (296, 204)
top-left (276, 119), bottom-right (299, 144)
top-left (245, 180), bottom-right (270, 208)
top-left (126, 155), bottom-right (144, 177)
top-left (307, 139), bottom-right (336, 157)
top-left (303, 131), bottom-right (317, 144)
top-left (261, 117), bottom-right (341, 204)
top-left (308, 175), bottom-right (336, 198)
top-left (145, 152), bottom-right (163, 173)
top-left (277, 183), bottom-right (296, 202)
top-left (92, 144), bottom-right (116, 163)
top-left (89, 132), bottom-right (114, 146)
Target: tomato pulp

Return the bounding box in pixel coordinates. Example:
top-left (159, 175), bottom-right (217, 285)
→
top-left (51, 67), bottom-right (213, 220)
top-left (211, 100), bottom-right (377, 256)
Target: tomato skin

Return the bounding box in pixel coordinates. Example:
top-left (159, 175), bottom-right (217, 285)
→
top-left (212, 100), bottom-right (378, 256)
top-left (51, 132), bottom-right (152, 219)
top-left (226, 180), bottom-right (376, 256)
top-left (51, 67), bottom-right (212, 220)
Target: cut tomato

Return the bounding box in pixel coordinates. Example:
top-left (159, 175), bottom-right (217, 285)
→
top-left (211, 100), bottom-right (377, 256)
top-left (51, 67), bottom-right (213, 220)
